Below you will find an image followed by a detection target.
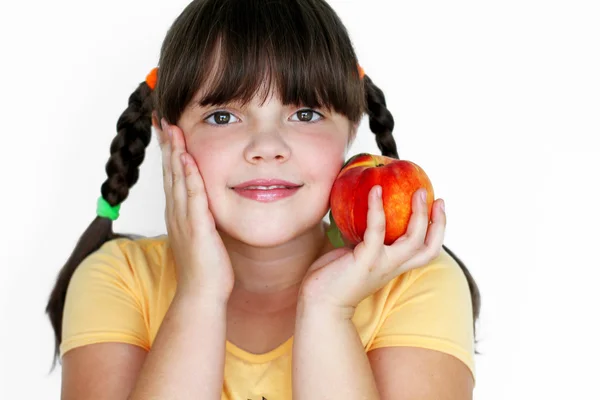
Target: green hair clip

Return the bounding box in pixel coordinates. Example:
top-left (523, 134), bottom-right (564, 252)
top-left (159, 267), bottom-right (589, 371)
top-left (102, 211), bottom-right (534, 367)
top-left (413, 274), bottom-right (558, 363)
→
top-left (96, 196), bottom-right (121, 221)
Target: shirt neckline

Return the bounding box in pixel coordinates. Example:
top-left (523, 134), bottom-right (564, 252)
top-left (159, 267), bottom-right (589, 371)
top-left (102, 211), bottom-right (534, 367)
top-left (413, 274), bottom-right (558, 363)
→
top-left (225, 335), bottom-right (294, 363)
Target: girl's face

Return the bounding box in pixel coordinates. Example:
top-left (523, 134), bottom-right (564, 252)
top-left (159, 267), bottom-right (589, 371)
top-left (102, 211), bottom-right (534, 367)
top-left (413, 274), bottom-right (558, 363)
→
top-left (176, 88), bottom-right (357, 248)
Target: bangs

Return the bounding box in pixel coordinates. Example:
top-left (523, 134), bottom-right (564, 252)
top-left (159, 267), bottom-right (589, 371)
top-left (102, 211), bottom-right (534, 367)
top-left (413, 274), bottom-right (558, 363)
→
top-left (161, 0), bottom-right (365, 123)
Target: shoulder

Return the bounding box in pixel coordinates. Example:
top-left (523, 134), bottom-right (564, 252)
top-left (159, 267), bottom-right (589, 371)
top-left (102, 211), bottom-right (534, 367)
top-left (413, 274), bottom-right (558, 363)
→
top-left (90, 234), bottom-right (172, 277)
top-left (109, 233), bottom-right (170, 262)
top-left (376, 246), bottom-right (473, 326)
top-left (353, 247), bottom-right (476, 378)
top-left (61, 234), bottom-right (176, 357)
top-left (398, 246), bottom-right (471, 297)
top-left (69, 234), bottom-right (176, 305)
top-left (363, 251), bottom-right (477, 394)
top-left (359, 246), bottom-right (469, 310)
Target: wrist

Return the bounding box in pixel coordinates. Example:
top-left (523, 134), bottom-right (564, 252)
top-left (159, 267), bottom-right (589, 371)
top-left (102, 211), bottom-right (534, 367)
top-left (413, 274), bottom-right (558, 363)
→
top-left (296, 296), bottom-right (356, 321)
top-left (174, 287), bottom-right (230, 312)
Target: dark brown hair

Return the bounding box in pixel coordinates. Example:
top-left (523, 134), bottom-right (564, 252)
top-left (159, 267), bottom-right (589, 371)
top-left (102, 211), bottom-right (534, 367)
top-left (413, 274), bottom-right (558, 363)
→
top-left (46, 0), bottom-right (481, 369)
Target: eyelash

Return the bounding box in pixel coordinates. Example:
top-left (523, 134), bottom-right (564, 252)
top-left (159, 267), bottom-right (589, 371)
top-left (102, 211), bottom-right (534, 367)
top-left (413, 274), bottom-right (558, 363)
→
top-left (204, 108), bottom-right (324, 127)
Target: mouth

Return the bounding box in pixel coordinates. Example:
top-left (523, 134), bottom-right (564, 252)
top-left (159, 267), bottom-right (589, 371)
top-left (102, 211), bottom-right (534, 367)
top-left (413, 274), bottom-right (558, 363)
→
top-left (231, 178), bottom-right (303, 190)
top-left (233, 184), bottom-right (302, 190)
top-left (231, 185), bottom-right (303, 202)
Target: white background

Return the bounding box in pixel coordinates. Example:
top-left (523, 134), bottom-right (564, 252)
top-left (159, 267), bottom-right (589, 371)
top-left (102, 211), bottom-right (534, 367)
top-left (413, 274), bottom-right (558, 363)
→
top-left (1, 0), bottom-right (599, 398)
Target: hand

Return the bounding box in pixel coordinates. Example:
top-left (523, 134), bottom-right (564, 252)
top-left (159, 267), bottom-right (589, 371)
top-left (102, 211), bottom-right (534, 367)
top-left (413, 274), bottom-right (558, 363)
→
top-left (299, 185), bottom-right (446, 313)
top-left (158, 116), bottom-right (235, 303)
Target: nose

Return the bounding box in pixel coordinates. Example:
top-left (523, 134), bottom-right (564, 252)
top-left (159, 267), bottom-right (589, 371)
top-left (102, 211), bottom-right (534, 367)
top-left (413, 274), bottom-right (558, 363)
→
top-left (243, 128), bottom-right (291, 164)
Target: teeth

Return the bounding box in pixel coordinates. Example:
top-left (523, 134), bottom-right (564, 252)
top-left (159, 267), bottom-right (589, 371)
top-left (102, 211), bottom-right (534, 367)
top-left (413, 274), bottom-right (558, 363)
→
top-left (244, 185), bottom-right (290, 190)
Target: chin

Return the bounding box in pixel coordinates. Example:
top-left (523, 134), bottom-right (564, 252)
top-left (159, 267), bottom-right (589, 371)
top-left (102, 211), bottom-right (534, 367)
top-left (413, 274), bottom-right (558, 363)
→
top-left (229, 228), bottom-right (296, 248)
top-left (217, 216), bottom-right (320, 248)
top-left (210, 184), bottom-right (331, 246)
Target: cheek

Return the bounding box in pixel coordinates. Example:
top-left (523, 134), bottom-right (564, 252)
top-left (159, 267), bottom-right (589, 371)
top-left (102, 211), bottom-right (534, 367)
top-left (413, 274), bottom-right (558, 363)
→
top-left (301, 140), bottom-right (346, 191)
top-left (185, 153), bottom-right (230, 217)
top-left (184, 143), bottom-right (232, 200)
top-left (185, 135), bottom-right (233, 175)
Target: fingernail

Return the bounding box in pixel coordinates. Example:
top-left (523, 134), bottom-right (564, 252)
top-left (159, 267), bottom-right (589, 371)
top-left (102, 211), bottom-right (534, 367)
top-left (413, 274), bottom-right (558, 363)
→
top-left (420, 189), bottom-right (427, 203)
top-left (161, 118), bottom-right (172, 138)
top-left (377, 186), bottom-right (382, 198)
top-left (440, 199), bottom-right (445, 212)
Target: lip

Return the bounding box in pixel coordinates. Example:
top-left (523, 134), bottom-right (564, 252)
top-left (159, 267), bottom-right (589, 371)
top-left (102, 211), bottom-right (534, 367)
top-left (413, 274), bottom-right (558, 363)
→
top-left (232, 179), bottom-right (303, 189)
top-left (232, 186), bottom-right (302, 202)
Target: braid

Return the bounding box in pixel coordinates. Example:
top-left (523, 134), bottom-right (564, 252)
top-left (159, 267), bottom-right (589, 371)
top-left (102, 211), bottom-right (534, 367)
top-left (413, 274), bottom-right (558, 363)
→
top-left (45, 79), bottom-right (155, 370)
top-left (363, 74), bottom-right (399, 159)
top-left (362, 73), bottom-right (482, 353)
top-left (102, 83), bottom-right (154, 205)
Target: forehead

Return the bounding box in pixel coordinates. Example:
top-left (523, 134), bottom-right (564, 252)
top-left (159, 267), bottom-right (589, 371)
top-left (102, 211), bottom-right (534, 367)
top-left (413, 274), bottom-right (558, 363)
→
top-left (188, 82), bottom-right (281, 111)
top-left (173, 35), bottom-right (362, 124)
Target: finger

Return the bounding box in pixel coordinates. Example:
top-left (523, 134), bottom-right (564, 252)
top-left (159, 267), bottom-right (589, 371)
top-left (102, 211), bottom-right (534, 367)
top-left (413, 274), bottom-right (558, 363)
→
top-left (155, 112), bottom-right (169, 147)
top-left (401, 199), bottom-right (446, 270)
top-left (424, 199), bottom-right (445, 248)
top-left (363, 185), bottom-right (386, 248)
top-left (180, 152), bottom-right (210, 226)
top-left (356, 185), bottom-right (386, 268)
top-left (160, 119), bottom-right (174, 218)
top-left (394, 188), bottom-right (429, 249)
top-left (170, 124), bottom-right (187, 219)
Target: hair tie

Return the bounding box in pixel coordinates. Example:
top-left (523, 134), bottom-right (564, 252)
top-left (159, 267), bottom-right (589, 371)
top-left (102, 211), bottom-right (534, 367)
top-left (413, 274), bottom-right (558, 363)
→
top-left (97, 196), bottom-right (121, 221)
top-left (146, 67), bottom-right (158, 90)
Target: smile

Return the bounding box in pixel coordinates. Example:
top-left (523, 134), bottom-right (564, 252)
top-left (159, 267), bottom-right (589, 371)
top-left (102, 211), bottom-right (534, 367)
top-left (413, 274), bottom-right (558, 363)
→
top-left (232, 186), bottom-right (303, 202)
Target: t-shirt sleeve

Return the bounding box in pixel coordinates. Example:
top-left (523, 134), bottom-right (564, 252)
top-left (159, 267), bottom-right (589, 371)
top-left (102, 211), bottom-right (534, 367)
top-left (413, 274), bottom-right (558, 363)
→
top-left (368, 249), bottom-right (476, 381)
top-left (59, 238), bottom-right (150, 358)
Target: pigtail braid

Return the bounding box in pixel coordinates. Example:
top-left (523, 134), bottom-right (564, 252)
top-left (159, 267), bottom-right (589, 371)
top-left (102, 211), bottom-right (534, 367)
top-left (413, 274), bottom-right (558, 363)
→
top-left (45, 80), bottom-right (155, 370)
top-left (103, 83), bottom-right (154, 202)
top-left (363, 74), bottom-right (399, 159)
top-left (363, 73), bottom-right (482, 353)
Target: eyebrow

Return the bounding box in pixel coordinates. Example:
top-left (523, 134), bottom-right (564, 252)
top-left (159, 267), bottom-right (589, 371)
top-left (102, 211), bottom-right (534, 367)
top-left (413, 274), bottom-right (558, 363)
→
top-left (191, 97), bottom-right (247, 110)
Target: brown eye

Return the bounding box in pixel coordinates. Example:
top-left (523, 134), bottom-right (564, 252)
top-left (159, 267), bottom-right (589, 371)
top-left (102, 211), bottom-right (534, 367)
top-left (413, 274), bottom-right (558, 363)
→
top-left (292, 109), bottom-right (323, 123)
top-left (215, 112), bottom-right (230, 124)
top-left (205, 111), bottom-right (239, 125)
top-left (297, 110), bottom-right (313, 121)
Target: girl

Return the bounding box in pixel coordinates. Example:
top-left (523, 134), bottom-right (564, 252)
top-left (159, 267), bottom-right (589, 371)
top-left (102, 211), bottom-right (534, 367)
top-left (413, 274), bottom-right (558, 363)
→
top-left (46, 0), bottom-right (481, 398)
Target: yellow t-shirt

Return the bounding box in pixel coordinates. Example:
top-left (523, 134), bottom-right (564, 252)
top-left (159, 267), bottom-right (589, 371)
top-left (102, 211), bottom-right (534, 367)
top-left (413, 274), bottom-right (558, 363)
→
top-left (61, 235), bottom-right (475, 399)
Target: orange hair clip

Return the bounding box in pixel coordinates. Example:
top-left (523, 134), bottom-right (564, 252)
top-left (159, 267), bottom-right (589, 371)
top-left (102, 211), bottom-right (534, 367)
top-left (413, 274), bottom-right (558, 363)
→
top-left (357, 64), bottom-right (365, 80)
top-left (146, 67), bottom-right (158, 90)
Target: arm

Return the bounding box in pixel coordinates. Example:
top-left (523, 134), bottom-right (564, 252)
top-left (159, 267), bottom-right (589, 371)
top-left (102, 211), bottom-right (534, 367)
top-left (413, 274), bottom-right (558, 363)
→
top-left (293, 187), bottom-right (474, 398)
top-left (292, 301), bottom-right (380, 400)
top-left (61, 291), bottom-right (228, 400)
top-left (291, 301), bottom-right (473, 400)
top-left (127, 291), bottom-right (227, 399)
top-left (367, 346), bottom-right (473, 400)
